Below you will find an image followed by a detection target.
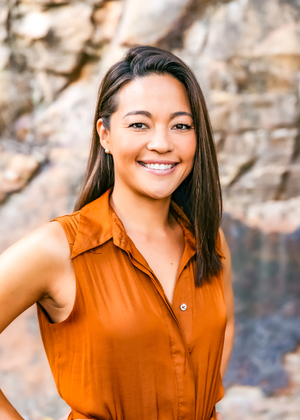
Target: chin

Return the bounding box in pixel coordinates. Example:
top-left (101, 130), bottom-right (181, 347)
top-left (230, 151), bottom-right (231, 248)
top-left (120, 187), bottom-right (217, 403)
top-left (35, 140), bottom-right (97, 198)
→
top-left (140, 185), bottom-right (176, 201)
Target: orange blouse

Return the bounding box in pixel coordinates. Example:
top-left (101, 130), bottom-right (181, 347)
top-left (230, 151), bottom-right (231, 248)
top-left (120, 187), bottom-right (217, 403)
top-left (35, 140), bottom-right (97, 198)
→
top-left (37, 189), bottom-right (227, 420)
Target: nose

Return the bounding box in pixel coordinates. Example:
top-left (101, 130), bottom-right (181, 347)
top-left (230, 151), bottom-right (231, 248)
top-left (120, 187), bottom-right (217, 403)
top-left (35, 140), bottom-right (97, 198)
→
top-left (146, 127), bottom-right (174, 154)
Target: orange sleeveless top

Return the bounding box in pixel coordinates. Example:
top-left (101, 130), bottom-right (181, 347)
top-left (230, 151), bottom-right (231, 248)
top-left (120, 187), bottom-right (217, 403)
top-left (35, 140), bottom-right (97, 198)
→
top-left (37, 189), bottom-right (226, 420)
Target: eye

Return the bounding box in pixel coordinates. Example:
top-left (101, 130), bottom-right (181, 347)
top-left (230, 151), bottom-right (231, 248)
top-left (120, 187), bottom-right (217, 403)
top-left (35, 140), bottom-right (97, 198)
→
top-left (129, 122), bottom-right (148, 129)
top-left (172, 123), bottom-right (193, 130)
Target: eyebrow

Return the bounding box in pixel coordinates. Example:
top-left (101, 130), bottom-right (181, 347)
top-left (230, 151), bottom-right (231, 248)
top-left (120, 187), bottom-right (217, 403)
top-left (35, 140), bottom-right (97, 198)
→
top-left (122, 110), bottom-right (193, 120)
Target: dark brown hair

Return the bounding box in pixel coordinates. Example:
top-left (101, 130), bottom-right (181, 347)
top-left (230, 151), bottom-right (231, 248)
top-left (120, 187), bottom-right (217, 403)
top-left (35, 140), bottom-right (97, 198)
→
top-left (74, 45), bottom-right (223, 286)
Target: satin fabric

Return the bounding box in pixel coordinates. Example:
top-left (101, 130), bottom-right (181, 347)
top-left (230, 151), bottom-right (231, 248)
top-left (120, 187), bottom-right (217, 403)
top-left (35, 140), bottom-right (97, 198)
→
top-left (37, 189), bottom-right (226, 420)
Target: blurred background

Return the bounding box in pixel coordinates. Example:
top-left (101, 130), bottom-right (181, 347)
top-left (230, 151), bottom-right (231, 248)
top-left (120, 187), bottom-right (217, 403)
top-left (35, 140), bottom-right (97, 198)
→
top-left (0, 0), bottom-right (300, 419)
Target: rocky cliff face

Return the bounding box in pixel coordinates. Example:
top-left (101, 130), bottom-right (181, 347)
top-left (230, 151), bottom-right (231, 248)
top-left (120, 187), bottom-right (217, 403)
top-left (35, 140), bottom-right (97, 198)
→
top-left (0, 0), bottom-right (300, 419)
top-left (1, 0), bottom-right (299, 239)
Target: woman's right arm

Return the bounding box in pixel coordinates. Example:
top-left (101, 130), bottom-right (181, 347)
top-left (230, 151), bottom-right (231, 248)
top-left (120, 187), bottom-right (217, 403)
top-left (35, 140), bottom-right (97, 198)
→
top-left (0, 222), bottom-right (70, 419)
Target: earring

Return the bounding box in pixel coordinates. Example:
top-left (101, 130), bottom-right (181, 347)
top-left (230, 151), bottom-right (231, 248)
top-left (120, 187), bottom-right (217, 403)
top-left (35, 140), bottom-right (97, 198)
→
top-left (105, 149), bottom-right (109, 154)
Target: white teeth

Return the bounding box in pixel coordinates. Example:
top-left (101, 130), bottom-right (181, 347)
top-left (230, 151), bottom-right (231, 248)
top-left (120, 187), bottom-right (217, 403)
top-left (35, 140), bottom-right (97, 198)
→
top-left (143, 163), bottom-right (174, 170)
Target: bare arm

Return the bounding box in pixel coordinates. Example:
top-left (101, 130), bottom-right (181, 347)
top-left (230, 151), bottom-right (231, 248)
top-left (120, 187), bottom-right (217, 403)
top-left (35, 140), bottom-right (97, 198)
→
top-left (0, 222), bottom-right (70, 419)
top-left (219, 228), bottom-right (235, 378)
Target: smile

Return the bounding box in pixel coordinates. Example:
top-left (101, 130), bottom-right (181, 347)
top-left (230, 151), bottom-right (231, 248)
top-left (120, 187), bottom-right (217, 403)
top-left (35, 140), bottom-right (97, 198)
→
top-left (137, 161), bottom-right (179, 175)
top-left (139, 162), bottom-right (176, 170)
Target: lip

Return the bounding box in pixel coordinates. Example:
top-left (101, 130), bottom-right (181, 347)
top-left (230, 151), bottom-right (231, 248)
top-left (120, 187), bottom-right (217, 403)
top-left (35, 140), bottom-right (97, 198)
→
top-left (137, 160), bottom-right (179, 176)
top-left (139, 160), bottom-right (179, 165)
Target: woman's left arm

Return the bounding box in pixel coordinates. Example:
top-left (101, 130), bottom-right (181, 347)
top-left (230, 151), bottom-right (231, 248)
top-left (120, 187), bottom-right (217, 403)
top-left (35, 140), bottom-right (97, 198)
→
top-left (219, 228), bottom-right (235, 378)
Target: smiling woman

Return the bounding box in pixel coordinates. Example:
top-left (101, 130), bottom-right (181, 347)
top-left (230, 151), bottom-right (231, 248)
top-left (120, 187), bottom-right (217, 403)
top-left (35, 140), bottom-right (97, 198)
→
top-left (0, 46), bottom-right (234, 420)
top-left (97, 74), bottom-right (196, 211)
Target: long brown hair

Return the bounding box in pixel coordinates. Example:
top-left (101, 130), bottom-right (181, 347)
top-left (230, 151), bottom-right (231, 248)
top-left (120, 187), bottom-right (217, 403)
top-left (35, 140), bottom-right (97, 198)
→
top-left (74, 45), bottom-right (223, 286)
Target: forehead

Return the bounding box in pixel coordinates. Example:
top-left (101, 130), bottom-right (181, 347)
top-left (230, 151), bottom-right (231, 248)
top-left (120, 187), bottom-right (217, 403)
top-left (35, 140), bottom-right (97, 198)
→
top-left (115, 74), bottom-right (191, 113)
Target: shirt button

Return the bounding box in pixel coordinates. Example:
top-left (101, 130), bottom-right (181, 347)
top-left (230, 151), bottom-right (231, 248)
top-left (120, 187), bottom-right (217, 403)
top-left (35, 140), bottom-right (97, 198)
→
top-left (180, 303), bottom-right (187, 311)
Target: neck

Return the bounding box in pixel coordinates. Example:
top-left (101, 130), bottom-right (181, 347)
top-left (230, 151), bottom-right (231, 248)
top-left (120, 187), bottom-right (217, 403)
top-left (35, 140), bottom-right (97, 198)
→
top-left (110, 184), bottom-right (173, 237)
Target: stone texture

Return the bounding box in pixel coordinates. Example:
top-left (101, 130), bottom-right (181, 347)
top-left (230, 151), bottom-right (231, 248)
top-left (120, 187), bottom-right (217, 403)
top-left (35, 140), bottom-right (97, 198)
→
top-left (32, 72), bottom-right (98, 146)
top-left (283, 345), bottom-right (300, 396)
top-left (0, 72), bottom-right (32, 132)
top-left (13, 11), bottom-right (51, 40)
top-left (284, 165), bottom-right (300, 199)
top-left (217, 214), bottom-right (300, 417)
top-left (217, 347), bottom-right (300, 420)
top-left (14, 113), bottom-right (33, 143)
top-left (35, 70), bottom-right (68, 102)
top-left (200, 0), bottom-right (300, 61)
top-left (253, 21), bottom-right (300, 57)
top-left (117, 0), bottom-right (192, 46)
top-left (0, 5), bottom-right (8, 43)
top-left (217, 386), bottom-right (265, 419)
top-left (1, 0), bottom-right (300, 418)
top-left (183, 19), bottom-right (209, 55)
top-left (0, 153), bottom-right (39, 196)
top-left (0, 45), bottom-right (10, 70)
top-left (31, 0), bottom-right (72, 4)
top-left (92, 1), bottom-right (123, 45)
top-left (217, 384), bottom-right (300, 420)
top-left (12, 3), bottom-right (93, 74)
top-left (47, 4), bottom-right (93, 53)
top-left (177, 0), bottom-right (300, 231)
top-left (226, 93), bottom-right (298, 133)
top-left (0, 146), bottom-right (88, 253)
top-left (225, 196), bottom-right (300, 234)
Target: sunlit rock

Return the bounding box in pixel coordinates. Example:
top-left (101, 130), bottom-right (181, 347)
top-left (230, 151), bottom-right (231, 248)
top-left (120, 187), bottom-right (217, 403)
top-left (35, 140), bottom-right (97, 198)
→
top-left (253, 21), bottom-right (300, 57)
top-left (14, 113), bottom-right (33, 142)
top-left (0, 45), bottom-right (10, 70)
top-left (92, 1), bottom-right (123, 45)
top-left (217, 386), bottom-right (265, 419)
top-left (0, 5), bottom-right (8, 42)
top-left (0, 72), bottom-right (32, 132)
top-left (35, 70), bottom-right (68, 102)
top-left (0, 153), bottom-right (39, 196)
top-left (12, 3), bottom-right (93, 74)
top-left (183, 19), bottom-right (208, 55)
top-left (283, 153), bottom-right (300, 200)
top-left (227, 93), bottom-right (298, 132)
top-left (118, 0), bottom-right (192, 46)
top-left (47, 3), bottom-right (93, 53)
top-left (13, 11), bottom-right (51, 40)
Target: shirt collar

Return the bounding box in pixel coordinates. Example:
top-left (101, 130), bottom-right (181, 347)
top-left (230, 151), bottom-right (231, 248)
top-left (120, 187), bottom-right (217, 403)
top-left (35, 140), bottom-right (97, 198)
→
top-left (71, 188), bottom-right (196, 259)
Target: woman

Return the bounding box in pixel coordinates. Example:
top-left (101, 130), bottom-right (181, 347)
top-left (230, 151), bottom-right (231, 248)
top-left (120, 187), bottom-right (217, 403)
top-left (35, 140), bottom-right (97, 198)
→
top-left (0, 45), bottom-right (234, 420)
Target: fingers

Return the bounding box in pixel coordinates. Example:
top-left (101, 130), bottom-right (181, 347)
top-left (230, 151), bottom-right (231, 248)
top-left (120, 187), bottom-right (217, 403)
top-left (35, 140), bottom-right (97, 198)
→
top-left (216, 412), bottom-right (224, 420)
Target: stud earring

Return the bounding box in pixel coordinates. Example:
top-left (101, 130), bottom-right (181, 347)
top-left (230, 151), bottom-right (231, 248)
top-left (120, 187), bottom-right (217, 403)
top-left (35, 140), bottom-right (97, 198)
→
top-left (105, 149), bottom-right (109, 154)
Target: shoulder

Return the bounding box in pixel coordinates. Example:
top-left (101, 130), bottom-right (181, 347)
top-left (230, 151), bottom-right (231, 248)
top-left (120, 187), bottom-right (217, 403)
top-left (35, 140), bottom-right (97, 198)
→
top-left (0, 221), bottom-right (72, 332)
top-left (0, 221), bottom-right (72, 292)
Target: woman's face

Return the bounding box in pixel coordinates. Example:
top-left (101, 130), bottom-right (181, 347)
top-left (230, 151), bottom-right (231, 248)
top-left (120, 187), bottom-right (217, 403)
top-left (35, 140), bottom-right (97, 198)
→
top-left (97, 74), bottom-right (197, 200)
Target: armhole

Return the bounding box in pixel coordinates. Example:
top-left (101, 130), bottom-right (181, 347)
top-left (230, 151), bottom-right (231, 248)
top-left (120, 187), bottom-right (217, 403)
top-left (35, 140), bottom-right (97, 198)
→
top-left (37, 301), bottom-right (55, 324)
top-left (37, 216), bottom-right (78, 328)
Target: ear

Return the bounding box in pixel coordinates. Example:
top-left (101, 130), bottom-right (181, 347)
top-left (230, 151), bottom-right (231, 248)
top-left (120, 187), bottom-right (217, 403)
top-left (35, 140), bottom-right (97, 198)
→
top-left (96, 118), bottom-right (111, 152)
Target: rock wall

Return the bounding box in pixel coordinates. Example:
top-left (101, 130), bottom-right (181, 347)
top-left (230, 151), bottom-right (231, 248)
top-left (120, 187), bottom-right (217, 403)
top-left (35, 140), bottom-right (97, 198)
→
top-left (1, 0), bottom-right (300, 237)
top-left (0, 0), bottom-right (300, 419)
top-left (1, 0), bottom-right (300, 239)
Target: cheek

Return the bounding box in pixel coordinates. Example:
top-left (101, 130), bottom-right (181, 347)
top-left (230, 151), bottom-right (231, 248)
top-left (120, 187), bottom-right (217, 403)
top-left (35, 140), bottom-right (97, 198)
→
top-left (111, 136), bottom-right (142, 166)
top-left (179, 135), bottom-right (197, 163)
